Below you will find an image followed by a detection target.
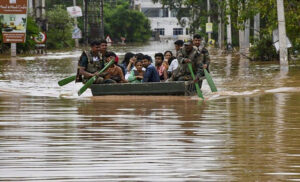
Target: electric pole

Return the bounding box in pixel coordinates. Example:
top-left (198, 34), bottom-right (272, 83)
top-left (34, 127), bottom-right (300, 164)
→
top-left (276, 0), bottom-right (288, 66)
top-left (73, 0), bottom-right (79, 48)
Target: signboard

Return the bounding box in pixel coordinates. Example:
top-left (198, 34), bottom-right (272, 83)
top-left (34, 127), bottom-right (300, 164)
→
top-left (67, 6), bottom-right (82, 18)
top-left (0, 0), bottom-right (28, 43)
top-left (106, 35), bottom-right (112, 43)
top-left (72, 27), bottom-right (82, 39)
top-left (34, 32), bottom-right (47, 44)
top-left (206, 23), bottom-right (213, 33)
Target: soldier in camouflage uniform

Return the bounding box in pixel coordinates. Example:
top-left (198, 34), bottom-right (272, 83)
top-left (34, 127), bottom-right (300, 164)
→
top-left (171, 39), bottom-right (210, 88)
top-left (76, 40), bottom-right (106, 84)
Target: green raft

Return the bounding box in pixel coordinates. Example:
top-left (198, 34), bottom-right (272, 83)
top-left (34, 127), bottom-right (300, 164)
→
top-left (90, 81), bottom-right (200, 96)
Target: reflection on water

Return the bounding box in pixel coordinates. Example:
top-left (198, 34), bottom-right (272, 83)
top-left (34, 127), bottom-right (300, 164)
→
top-left (0, 42), bottom-right (300, 181)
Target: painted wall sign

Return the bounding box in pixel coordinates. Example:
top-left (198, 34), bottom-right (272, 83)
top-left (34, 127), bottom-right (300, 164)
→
top-left (0, 0), bottom-right (28, 43)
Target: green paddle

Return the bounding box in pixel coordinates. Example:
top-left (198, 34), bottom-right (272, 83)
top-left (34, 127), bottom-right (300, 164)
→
top-left (204, 69), bottom-right (217, 92)
top-left (78, 60), bottom-right (114, 96)
top-left (187, 63), bottom-right (204, 99)
top-left (58, 75), bottom-right (77, 86)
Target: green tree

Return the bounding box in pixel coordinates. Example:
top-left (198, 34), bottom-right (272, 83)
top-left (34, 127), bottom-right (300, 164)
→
top-left (104, 1), bottom-right (151, 42)
top-left (46, 5), bottom-right (74, 49)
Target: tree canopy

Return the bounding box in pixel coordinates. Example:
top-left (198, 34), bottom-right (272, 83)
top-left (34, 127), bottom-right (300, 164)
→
top-left (104, 1), bottom-right (152, 42)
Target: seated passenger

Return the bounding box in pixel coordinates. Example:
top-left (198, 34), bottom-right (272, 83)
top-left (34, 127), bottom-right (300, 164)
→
top-left (142, 55), bottom-right (160, 83)
top-left (154, 53), bottom-right (168, 81)
top-left (125, 53), bottom-right (145, 80)
top-left (104, 52), bottom-right (128, 83)
top-left (164, 50), bottom-right (178, 78)
top-left (127, 60), bottom-right (145, 83)
top-left (120, 52), bottom-right (135, 76)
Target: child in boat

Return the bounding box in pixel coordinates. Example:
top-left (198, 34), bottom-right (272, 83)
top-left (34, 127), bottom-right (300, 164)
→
top-left (127, 60), bottom-right (145, 83)
top-left (104, 52), bottom-right (128, 83)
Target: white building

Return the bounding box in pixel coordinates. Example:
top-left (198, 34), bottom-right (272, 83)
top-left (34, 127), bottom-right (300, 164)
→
top-left (134, 0), bottom-right (189, 40)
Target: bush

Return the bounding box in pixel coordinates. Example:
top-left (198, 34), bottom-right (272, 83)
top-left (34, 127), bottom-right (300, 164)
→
top-left (250, 35), bottom-right (279, 61)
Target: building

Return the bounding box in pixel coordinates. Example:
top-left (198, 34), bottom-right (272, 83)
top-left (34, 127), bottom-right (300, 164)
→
top-left (134, 0), bottom-right (189, 40)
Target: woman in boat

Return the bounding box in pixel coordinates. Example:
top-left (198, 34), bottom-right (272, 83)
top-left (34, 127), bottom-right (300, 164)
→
top-left (164, 50), bottom-right (178, 78)
top-left (154, 53), bottom-right (168, 81)
top-left (127, 60), bottom-right (145, 83)
top-left (125, 53), bottom-right (146, 81)
top-left (120, 52), bottom-right (135, 76)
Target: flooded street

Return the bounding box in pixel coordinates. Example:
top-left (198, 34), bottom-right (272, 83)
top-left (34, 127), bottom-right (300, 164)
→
top-left (0, 42), bottom-right (300, 181)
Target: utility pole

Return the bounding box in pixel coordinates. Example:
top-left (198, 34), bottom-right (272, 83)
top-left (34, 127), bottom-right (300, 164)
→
top-left (207, 0), bottom-right (211, 40)
top-left (226, 0), bottom-right (232, 47)
top-left (218, 0), bottom-right (224, 49)
top-left (73, 0), bottom-right (79, 48)
top-left (254, 13), bottom-right (260, 41)
top-left (238, 2), bottom-right (245, 53)
top-left (100, 0), bottom-right (104, 39)
top-left (244, 0), bottom-right (250, 52)
top-left (276, 0), bottom-right (288, 66)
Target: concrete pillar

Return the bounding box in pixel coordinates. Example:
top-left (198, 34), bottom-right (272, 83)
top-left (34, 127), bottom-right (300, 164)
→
top-left (207, 0), bottom-right (211, 40)
top-left (276, 0), bottom-right (288, 66)
top-left (254, 13), bottom-right (260, 40)
top-left (226, 0), bottom-right (232, 46)
top-left (11, 43), bottom-right (16, 57)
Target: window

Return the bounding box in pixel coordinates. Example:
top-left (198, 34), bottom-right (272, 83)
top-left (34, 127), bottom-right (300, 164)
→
top-left (173, 28), bottom-right (183, 36)
top-left (186, 28), bottom-right (189, 35)
top-left (171, 8), bottom-right (190, 17)
top-left (155, 28), bottom-right (165, 36)
top-left (142, 8), bottom-right (168, 17)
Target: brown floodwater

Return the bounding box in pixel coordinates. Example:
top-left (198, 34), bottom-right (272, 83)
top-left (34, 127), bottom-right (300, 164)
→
top-left (0, 42), bottom-right (300, 181)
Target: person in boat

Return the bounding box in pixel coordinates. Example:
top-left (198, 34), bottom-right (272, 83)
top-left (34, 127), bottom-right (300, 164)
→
top-left (164, 50), bottom-right (178, 78)
top-left (174, 39), bottom-right (184, 57)
top-left (99, 39), bottom-right (108, 59)
top-left (104, 51), bottom-right (128, 83)
top-left (127, 60), bottom-right (145, 83)
top-left (154, 53), bottom-right (168, 81)
top-left (76, 40), bottom-right (105, 84)
top-left (193, 34), bottom-right (210, 70)
top-left (142, 55), bottom-right (160, 83)
top-left (120, 52), bottom-right (135, 76)
top-left (171, 39), bottom-right (209, 87)
top-left (124, 53), bottom-right (146, 81)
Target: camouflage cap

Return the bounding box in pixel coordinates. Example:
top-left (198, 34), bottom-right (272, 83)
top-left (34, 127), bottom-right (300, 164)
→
top-left (184, 39), bottom-right (193, 45)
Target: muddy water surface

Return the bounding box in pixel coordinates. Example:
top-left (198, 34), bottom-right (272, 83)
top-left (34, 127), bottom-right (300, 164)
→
top-left (0, 42), bottom-right (300, 181)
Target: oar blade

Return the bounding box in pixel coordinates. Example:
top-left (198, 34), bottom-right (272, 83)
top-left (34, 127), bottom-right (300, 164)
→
top-left (204, 69), bottom-right (217, 92)
top-left (58, 75), bottom-right (76, 86)
top-left (187, 63), bottom-right (204, 99)
top-left (77, 60), bottom-right (114, 96)
top-left (78, 76), bottom-right (96, 96)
